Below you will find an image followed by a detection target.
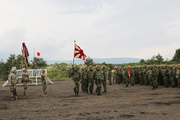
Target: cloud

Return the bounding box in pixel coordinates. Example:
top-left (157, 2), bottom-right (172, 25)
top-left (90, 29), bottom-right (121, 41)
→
top-left (0, 0), bottom-right (180, 61)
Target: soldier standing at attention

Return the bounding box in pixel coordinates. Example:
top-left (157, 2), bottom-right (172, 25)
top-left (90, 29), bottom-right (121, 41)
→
top-left (10, 67), bottom-right (18, 100)
top-left (94, 65), bottom-right (103, 95)
top-left (22, 68), bottom-right (29, 96)
top-left (80, 67), bottom-right (85, 92)
top-left (88, 65), bottom-right (94, 94)
top-left (108, 67), bottom-right (112, 85)
top-left (102, 65), bottom-right (107, 93)
top-left (84, 67), bottom-right (89, 93)
top-left (41, 69), bottom-right (48, 96)
top-left (71, 66), bottom-right (80, 96)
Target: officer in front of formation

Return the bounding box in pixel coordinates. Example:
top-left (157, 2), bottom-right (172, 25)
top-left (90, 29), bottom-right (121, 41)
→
top-left (10, 67), bottom-right (18, 100)
top-left (22, 68), bottom-right (29, 96)
top-left (41, 69), bottom-right (48, 96)
top-left (71, 66), bottom-right (80, 96)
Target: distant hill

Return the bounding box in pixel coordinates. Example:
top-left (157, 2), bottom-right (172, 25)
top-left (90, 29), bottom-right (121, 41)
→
top-left (46, 57), bottom-right (141, 65)
top-left (0, 52), bottom-right (141, 65)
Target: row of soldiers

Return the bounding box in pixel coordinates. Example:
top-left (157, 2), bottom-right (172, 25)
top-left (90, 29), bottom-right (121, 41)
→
top-left (9, 67), bottom-right (48, 100)
top-left (113, 64), bottom-right (180, 90)
top-left (71, 64), bottom-right (180, 96)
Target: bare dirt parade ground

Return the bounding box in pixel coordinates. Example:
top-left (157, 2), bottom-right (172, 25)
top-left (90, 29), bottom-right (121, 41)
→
top-left (0, 80), bottom-right (180, 120)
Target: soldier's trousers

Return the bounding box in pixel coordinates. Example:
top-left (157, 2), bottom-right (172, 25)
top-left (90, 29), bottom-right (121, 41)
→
top-left (108, 76), bottom-right (111, 85)
top-left (116, 75), bottom-right (120, 83)
top-left (101, 80), bottom-right (107, 91)
top-left (73, 81), bottom-right (79, 94)
top-left (125, 77), bottom-right (129, 86)
top-left (169, 76), bottom-right (175, 87)
top-left (177, 78), bottom-right (180, 88)
top-left (130, 77), bottom-right (134, 85)
top-left (152, 77), bottom-right (157, 88)
top-left (84, 80), bottom-right (89, 92)
top-left (23, 81), bottom-right (28, 94)
top-left (96, 83), bottom-right (101, 94)
top-left (139, 75), bottom-right (143, 85)
top-left (10, 85), bottom-right (17, 98)
top-left (42, 82), bottom-right (47, 95)
top-left (88, 80), bottom-right (94, 93)
top-left (164, 76), bottom-right (169, 87)
top-left (148, 77), bottom-right (152, 86)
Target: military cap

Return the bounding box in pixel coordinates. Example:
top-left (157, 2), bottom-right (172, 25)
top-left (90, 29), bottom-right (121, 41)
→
top-left (11, 67), bottom-right (17, 73)
top-left (96, 65), bottom-right (100, 68)
top-left (89, 65), bottom-right (93, 68)
top-left (23, 68), bottom-right (26, 71)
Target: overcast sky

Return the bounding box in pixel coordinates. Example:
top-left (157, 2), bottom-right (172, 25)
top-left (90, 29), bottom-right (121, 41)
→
top-left (0, 0), bottom-right (180, 60)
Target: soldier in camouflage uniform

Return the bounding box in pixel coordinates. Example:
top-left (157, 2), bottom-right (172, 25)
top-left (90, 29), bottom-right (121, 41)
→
top-left (10, 67), bottom-right (18, 100)
top-left (80, 67), bottom-right (85, 92)
top-left (124, 67), bottom-right (129, 87)
top-left (22, 68), bottom-right (29, 96)
top-left (102, 65), bottom-right (107, 93)
top-left (138, 66), bottom-right (143, 85)
top-left (41, 69), bottom-right (48, 96)
top-left (164, 65), bottom-right (170, 87)
top-left (88, 65), bottom-right (94, 94)
top-left (176, 64), bottom-right (180, 89)
top-left (84, 67), bottom-right (89, 93)
top-left (169, 66), bottom-right (175, 87)
top-left (71, 66), bottom-right (80, 96)
top-left (94, 65), bottom-right (103, 95)
top-left (108, 67), bottom-right (112, 85)
top-left (151, 65), bottom-right (157, 90)
top-left (130, 67), bottom-right (135, 86)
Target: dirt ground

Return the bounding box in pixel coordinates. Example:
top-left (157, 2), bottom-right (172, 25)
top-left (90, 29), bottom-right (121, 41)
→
top-left (0, 80), bottom-right (180, 120)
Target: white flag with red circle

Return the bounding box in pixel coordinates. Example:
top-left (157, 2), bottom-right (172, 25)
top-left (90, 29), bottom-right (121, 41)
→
top-left (34, 49), bottom-right (43, 58)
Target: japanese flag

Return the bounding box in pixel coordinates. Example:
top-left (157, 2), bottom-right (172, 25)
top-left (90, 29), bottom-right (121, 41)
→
top-left (34, 49), bottom-right (43, 58)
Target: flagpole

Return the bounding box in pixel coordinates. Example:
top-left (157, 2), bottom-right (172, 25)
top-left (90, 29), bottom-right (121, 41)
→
top-left (73, 40), bottom-right (76, 68)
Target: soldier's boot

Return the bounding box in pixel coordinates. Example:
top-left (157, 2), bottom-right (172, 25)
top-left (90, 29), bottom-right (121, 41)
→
top-left (90, 90), bottom-right (93, 94)
top-left (24, 93), bottom-right (28, 96)
top-left (125, 85), bottom-right (128, 87)
top-left (131, 84), bottom-right (134, 86)
top-left (42, 94), bottom-right (47, 97)
top-left (76, 93), bottom-right (79, 96)
top-left (97, 93), bottom-right (101, 95)
top-left (151, 87), bottom-right (156, 90)
top-left (15, 96), bottom-right (18, 100)
top-left (102, 90), bottom-right (106, 93)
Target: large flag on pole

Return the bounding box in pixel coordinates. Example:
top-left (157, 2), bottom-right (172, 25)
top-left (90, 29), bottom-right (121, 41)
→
top-left (22, 43), bottom-right (30, 68)
top-left (74, 43), bottom-right (87, 64)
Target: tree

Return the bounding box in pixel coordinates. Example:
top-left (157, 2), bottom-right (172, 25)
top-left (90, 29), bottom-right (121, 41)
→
top-left (85, 57), bottom-right (94, 66)
top-left (172, 48), bottom-right (180, 62)
top-left (155, 53), bottom-right (164, 64)
top-left (31, 57), bottom-right (47, 69)
top-left (139, 59), bottom-right (146, 64)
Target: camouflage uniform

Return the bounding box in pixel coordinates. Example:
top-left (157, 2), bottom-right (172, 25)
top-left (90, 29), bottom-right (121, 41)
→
top-left (147, 66), bottom-right (153, 86)
top-left (176, 65), bottom-right (180, 88)
top-left (102, 66), bottom-right (107, 93)
top-left (10, 67), bottom-right (18, 100)
top-left (124, 68), bottom-right (129, 87)
top-left (80, 68), bottom-right (85, 92)
top-left (164, 66), bottom-right (169, 87)
top-left (152, 66), bottom-right (157, 90)
top-left (41, 70), bottom-right (48, 95)
top-left (130, 67), bottom-right (135, 86)
top-left (94, 65), bottom-right (103, 95)
top-left (138, 67), bottom-right (143, 85)
top-left (22, 68), bottom-right (29, 95)
top-left (84, 68), bottom-right (89, 93)
top-left (169, 66), bottom-right (175, 87)
top-left (108, 68), bottom-right (112, 85)
top-left (88, 66), bottom-right (94, 94)
top-left (72, 67), bottom-right (80, 96)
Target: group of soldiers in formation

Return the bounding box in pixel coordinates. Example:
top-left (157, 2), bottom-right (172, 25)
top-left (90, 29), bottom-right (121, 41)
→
top-left (9, 67), bottom-right (47, 101)
top-left (71, 64), bottom-right (180, 96)
top-left (9, 64), bottom-right (180, 99)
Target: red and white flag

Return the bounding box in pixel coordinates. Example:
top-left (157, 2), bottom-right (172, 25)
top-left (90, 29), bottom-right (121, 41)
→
top-left (34, 49), bottom-right (43, 58)
top-left (74, 43), bottom-right (87, 64)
